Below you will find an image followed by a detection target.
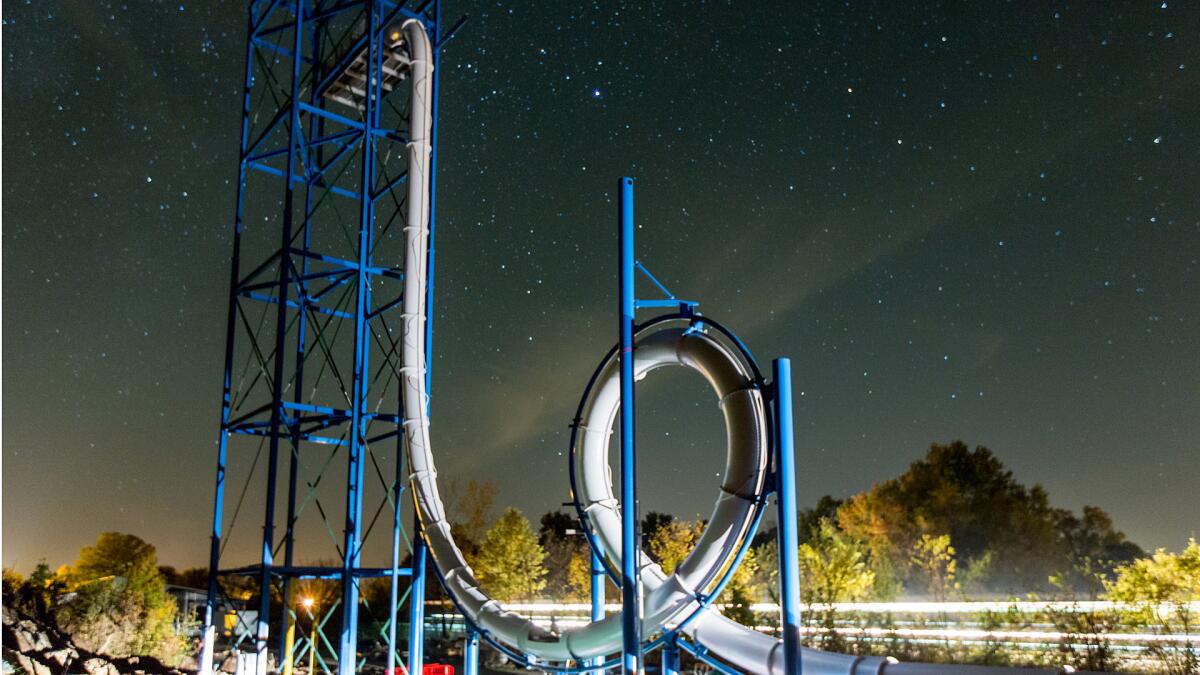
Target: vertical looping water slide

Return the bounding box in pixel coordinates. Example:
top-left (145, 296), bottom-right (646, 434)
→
top-left (396, 19), bottom-right (1053, 675)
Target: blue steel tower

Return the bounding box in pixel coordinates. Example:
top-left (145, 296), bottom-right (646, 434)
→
top-left (199, 3), bottom-right (460, 675)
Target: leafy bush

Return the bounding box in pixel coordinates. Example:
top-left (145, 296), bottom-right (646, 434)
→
top-left (54, 533), bottom-right (187, 665)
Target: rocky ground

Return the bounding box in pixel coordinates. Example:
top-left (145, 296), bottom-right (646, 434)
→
top-left (2, 606), bottom-right (190, 675)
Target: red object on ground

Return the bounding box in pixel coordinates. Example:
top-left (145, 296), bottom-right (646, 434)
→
top-left (392, 663), bottom-right (453, 675)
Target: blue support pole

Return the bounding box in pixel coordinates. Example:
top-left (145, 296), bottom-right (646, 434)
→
top-left (463, 628), bottom-right (479, 675)
top-left (414, 7), bottom-right (438, 671)
top-left (339, 3), bottom-right (378, 673)
top-left (772, 358), bottom-right (802, 675)
top-left (258, 2), bottom-right (305, 672)
top-left (200, 4), bottom-right (258, 672)
top-left (590, 549), bottom-right (605, 675)
top-left (662, 637), bottom-right (680, 675)
top-left (386, 439), bottom-right (404, 675)
top-left (408, 524), bottom-right (427, 675)
top-left (424, 0), bottom-right (442, 397)
top-left (279, 10), bottom-right (324, 665)
top-left (617, 176), bottom-right (641, 675)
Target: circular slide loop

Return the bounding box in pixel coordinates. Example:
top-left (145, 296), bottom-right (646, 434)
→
top-left (570, 322), bottom-right (770, 636)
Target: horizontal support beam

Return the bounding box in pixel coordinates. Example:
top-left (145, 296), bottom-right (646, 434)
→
top-left (239, 289), bottom-right (355, 320)
top-left (288, 247), bottom-right (403, 279)
top-left (298, 101), bottom-right (365, 131)
top-left (238, 265), bottom-right (358, 294)
top-left (225, 407), bottom-right (400, 431)
top-left (246, 128), bottom-right (362, 165)
top-left (247, 160), bottom-right (360, 200)
top-left (230, 426), bottom-right (349, 447)
top-left (218, 564), bottom-right (413, 580)
top-left (633, 299), bottom-right (699, 311)
top-left (371, 170), bottom-right (408, 202)
top-left (255, 0), bottom-right (371, 39)
top-left (251, 35), bottom-right (312, 63)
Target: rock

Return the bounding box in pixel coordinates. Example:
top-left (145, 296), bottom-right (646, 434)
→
top-left (43, 647), bottom-right (76, 667)
top-left (13, 653), bottom-right (50, 675)
top-left (83, 656), bottom-right (120, 675)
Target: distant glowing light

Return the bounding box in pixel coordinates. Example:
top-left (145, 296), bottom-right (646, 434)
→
top-left (592, 88), bottom-right (601, 98)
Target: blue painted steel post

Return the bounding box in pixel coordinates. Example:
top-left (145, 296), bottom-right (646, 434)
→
top-left (415, 7), bottom-right (439, 672)
top-left (199, 4), bottom-right (258, 671)
top-left (408, 524), bottom-right (427, 675)
top-left (339, 3), bottom-right (379, 673)
top-left (463, 628), bottom-right (479, 675)
top-left (773, 358), bottom-right (802, 675)
top-left (662, 637), bottom-right (680, 675)
top-left (386, 436), bottom-right (405, 675)
top-left (617, 176), bottom-right (641, 675)
top-left (258, 2), bottom-right (306, 672)
top-left (590, 549), bottom-right (605, 675)
top-left (424, 0), bottom-right (442, 396)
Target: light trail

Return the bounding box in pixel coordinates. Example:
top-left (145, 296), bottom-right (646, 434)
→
top-left (427, 601), bottom-right (1200, 654)
top-left (482, 600), bottom-right (1200, 615)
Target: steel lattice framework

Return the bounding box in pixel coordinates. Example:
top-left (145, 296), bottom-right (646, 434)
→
top-left (199, 3), bottom-right (461, 675)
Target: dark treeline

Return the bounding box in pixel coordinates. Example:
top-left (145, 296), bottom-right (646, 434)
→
top-left (798, 441), bottom-right (1143, 596)
top-left (517, 441), bottom-right (1147, 600)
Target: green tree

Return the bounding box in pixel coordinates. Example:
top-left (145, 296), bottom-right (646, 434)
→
top-left (1104, 540), bottom-right (1200, 674)
top-left (474, 508), bottom-right (547, 602)
top-left (6, 561), bottom-right (67, 621)
top-left (1056, 506), bottom-right (1144, 590)
top-left (911, 533), bottom-right (957, 601)
top-left (718, 546), bottom-right (759, 625)
top-left (837, 441), bottom-right (1134, 592)
top-left (647, 519), bottom-right (704, 574)
top-left (567, 549), bottom-right (595, 602)
top-left (1106, 539), bottom-right (1200, 604)
top-left (641, 512), bottom-right (675, 545)
top-left (797, 519), bottom-right (876, 606)
top-left (797, 496), bottom-right (844, 544)
top-left (796, 518), bottom-right (874, 649)
top-left (446, 478), bottom-right (498, 547)
top-left (537, 511), bottom-right (588, 600)
top-left (752, 539), bottom-right (780, 604)
top-left (56, 533), bottom-right (185, 664)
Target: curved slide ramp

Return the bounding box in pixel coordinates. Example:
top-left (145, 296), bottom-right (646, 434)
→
top-left (397, 19), bottom-right (1058, 675)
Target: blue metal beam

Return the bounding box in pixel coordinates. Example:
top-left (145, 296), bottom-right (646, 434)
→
top-left (337, 1), bottom-right (380, 671)
top-left (219, 564), bottom-right (413, 579)
top-left (252, 1), bottom-right (305, 671)
top-left (464, 629), bottom-right (479, 675)
top-left (662, 636), bottom-right (680, 675)
top-left (773, 358), bottom-right (803, 675)
top-left (590, 549), bottom-right (605, 675)
top-left (617, 176), bottom-right (641, 675)
top-left (200, 2), bottom-right (259, 669)
top-left (408, 522), bottom-right (428, 675)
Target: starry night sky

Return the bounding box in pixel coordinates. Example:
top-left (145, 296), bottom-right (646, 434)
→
top-left (3, 1), bottom-right (1198, 572)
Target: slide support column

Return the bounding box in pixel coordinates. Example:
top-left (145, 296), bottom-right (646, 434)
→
top-left (617, 176), bottom-right (641, 675)
top-left (773, 358), bottom-right (802, 675)
top-left (463, 628), bottom-right (478, 675)
top-left (590, 549), bottom-right (606, 675)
